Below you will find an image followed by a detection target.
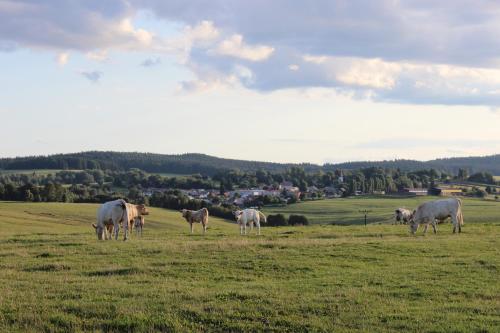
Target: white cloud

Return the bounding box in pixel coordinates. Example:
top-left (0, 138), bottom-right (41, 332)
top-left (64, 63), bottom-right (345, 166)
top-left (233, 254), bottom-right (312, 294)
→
top-left (56, 52), bottom-right (69, 66)
top-left (86, 50), bottom-right (108, 62)
top-left (215, 34), bottom-right (274, 61)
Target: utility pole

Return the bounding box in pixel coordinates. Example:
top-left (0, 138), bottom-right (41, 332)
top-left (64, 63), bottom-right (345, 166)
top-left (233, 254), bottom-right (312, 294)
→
top-left (359, 209), bottom-right (372, 226)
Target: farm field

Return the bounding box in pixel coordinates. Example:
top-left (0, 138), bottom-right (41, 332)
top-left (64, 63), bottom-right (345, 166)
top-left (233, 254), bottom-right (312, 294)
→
top-left (0, 201), bottom-right (499, 332)
top-left (264, 196), bottom-right (500, 225)
top-left (0, 169), bottom-right (74, 176)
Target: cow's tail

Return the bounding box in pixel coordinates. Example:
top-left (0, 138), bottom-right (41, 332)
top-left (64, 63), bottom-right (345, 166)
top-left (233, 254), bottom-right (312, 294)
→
top-left (258, 211), bottom-right (267, 223)
top-left (457, 198), bottom-right (464, 226)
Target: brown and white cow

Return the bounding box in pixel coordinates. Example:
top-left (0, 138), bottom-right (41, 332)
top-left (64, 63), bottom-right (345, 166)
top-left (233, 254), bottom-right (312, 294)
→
top-left (181, 208), bottom-right (209, 234)
top-left (394, 208), bottom-right (413, 224)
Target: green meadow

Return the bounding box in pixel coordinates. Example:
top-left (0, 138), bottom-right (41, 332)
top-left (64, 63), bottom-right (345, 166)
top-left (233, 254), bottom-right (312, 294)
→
top-left (264, 196), bottom-right (500, 225)
top-left (0, 200), bottom-right (499, 332)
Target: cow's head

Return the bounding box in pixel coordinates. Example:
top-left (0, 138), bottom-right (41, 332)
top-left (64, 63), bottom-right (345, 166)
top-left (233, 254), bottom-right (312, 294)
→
top-left (92, 223), bottom-right (105, 240)
top-left (395, 209), bottom-right (402, 222)
top-left (408, 210), bottom-right (418, 234)
top-left (232, 210), bottom-right (243, 223)
top-left (137, 204), bottom-right (149, 215)
top-left (181, 209), bottom-right (188, 218)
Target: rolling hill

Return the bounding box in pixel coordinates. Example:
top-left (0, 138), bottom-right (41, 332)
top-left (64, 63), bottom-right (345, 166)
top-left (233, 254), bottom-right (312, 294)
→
top-left (1, 151), bottom-right (500, 175)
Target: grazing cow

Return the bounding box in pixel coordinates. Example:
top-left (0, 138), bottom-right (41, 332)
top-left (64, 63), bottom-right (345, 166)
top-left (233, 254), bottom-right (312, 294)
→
top-left (134, 216), bottom-right (145, 237)
top-left (233, 209), bottom-right (266, 235)
top-left (409, 198), bottom-right (464, 234)
top-left (181, 208), bottom-right (209, 234)
top-left (93, 199), bottom-right (128, 240)
top-left (93, 199), bottom-right (149, 241)
top-left (394, 208), bottom-right (413, 224)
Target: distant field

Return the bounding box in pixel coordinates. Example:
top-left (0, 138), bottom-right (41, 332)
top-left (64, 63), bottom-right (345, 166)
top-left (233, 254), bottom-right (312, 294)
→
top-left (263, 196), bottom-right (500, 225)
top-left (0, 169), bottom-right (73, 176)
top-left (494, 175), bottom-right (500, 181)
top-left (0, 201), bottom-right (499, 332)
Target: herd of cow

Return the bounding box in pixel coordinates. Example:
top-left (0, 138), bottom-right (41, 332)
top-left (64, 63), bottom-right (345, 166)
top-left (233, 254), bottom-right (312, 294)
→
top-left (92, 197), bottom-right (464, 240)
top-left (92, 198), bottom-right (267, 240)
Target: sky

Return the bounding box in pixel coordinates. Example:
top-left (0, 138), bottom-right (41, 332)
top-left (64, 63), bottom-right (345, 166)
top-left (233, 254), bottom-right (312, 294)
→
top-left (1, 0), bottom-right (500, 164)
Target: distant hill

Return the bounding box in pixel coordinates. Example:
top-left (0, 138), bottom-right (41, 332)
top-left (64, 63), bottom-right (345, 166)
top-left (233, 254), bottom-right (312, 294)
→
top-left (0, 151), bottom-right (499, 175)
top-left (327, 155), bottom-right (500, 175)
top-left (0, 151), bottom-right (321, 175)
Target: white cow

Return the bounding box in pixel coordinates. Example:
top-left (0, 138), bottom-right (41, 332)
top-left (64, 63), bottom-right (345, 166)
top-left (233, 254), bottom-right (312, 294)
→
top-left (134, 216), bottom-right (145, 237)
top-left (394, 208), bottom-right (413, 224)
top-left (409, 198), bottom-right (464, 234)
top-left (233, 209), bottom-right (266, 235)
top-left (93, 199), bottom-right (149, 240)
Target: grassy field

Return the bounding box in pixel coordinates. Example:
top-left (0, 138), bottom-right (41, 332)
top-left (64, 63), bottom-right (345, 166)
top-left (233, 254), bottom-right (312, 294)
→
top-left (0, 169), bottom-right (73, 176)
top-left (264, 196), bottom-right (500, 225)
top-left (0, 201), bottom-right (499, 332)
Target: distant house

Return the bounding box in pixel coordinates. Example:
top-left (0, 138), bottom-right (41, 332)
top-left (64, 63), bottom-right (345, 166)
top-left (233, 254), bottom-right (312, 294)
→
top-left (372, 190), bottom-right (386, 195)
top-left (400, 188), bottom-right (428, 196)
top-left (432, 187), bottom-right (463, 196)
top-left (279, 181), bottom-right (294, 191)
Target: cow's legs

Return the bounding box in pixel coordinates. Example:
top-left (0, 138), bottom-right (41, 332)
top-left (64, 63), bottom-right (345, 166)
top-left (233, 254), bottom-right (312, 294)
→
top-left (114, 221), bottom-right (119, 240)
top-left (256, 222), bottom-right (261, 235)
top-left (243, 223), bottom-right (247, 235)
top-left (250, 222), bottom-right (254, 234)
top-left (190, 222), bottom-right (193, 234)
top-left (203, 223), bottom-right (207, 234)
top-left (122, 219), bottom-right (129, 241)
top-left (423, 223), bottom-right (429, 234)
top-left (432, 222), bottom-right (437, 234)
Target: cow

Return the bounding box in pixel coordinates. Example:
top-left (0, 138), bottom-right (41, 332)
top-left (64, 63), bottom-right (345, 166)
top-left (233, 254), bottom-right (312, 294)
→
top-left (93, 199), bottom-right (128, 240)
top-left (233, 209), bottom-right (266, 235)
top-left (93, 199), bottom-right (149, 241)
top-left (409, 198), bottom-right (464, 234)
top-left (181, 208), bottom-right (209, 234)
top-left (394, 208), bottom-right (413, 224)
top-left (134, 216), bottom-right (145, 237)
top-left (124, 202), bottom-right (149, 240)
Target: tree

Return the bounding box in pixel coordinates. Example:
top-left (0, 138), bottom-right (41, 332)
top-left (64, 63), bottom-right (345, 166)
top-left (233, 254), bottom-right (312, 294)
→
top-left (288, 214), bottom-right (309, 225)
top-left (457, 168), bottom-right (469, 180)
top-left (267, 214), bottom-right (287, 226)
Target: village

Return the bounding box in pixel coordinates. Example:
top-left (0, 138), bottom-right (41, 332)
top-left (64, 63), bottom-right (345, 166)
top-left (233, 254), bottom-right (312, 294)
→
top-left (141, 179), bottom-right (478, 208)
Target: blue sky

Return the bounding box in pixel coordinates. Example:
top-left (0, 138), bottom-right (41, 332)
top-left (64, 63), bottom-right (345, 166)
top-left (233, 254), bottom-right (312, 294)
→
top-left (1, 0), bottom-right (500, 163)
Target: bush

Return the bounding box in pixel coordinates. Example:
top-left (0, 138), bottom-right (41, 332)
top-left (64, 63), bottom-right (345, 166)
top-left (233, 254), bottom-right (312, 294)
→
top-left (288, 214), bottom-right (309, 226)
top-left (267, 214), bottom-right (288, 226)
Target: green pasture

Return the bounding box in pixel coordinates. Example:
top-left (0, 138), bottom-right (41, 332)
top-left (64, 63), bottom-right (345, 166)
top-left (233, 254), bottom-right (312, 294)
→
top-left (264, 196), bottom-right (500, 225)
top-left (0, 169), bottom-right (72, 176)
top-left (0, 201), bottom-right (498, 332)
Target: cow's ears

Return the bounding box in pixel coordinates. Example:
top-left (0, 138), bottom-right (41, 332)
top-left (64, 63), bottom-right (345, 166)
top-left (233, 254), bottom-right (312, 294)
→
top-left (92, 223), bottom-right (97, 229)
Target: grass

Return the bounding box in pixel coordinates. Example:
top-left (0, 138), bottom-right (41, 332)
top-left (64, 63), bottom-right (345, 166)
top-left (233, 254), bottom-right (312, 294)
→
top-left (0, 169), bottom-right (75, 176)
top-left (263, 196), bottom-right (500, 225)
top-left (0, 201), bottom-right (499, 332)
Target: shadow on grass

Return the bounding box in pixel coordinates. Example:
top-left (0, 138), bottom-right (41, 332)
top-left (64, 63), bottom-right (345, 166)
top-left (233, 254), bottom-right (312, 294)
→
top-left (85, 267), bottom-right (143, 276)
top-left (24, 263), bottom-right (71, 272)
